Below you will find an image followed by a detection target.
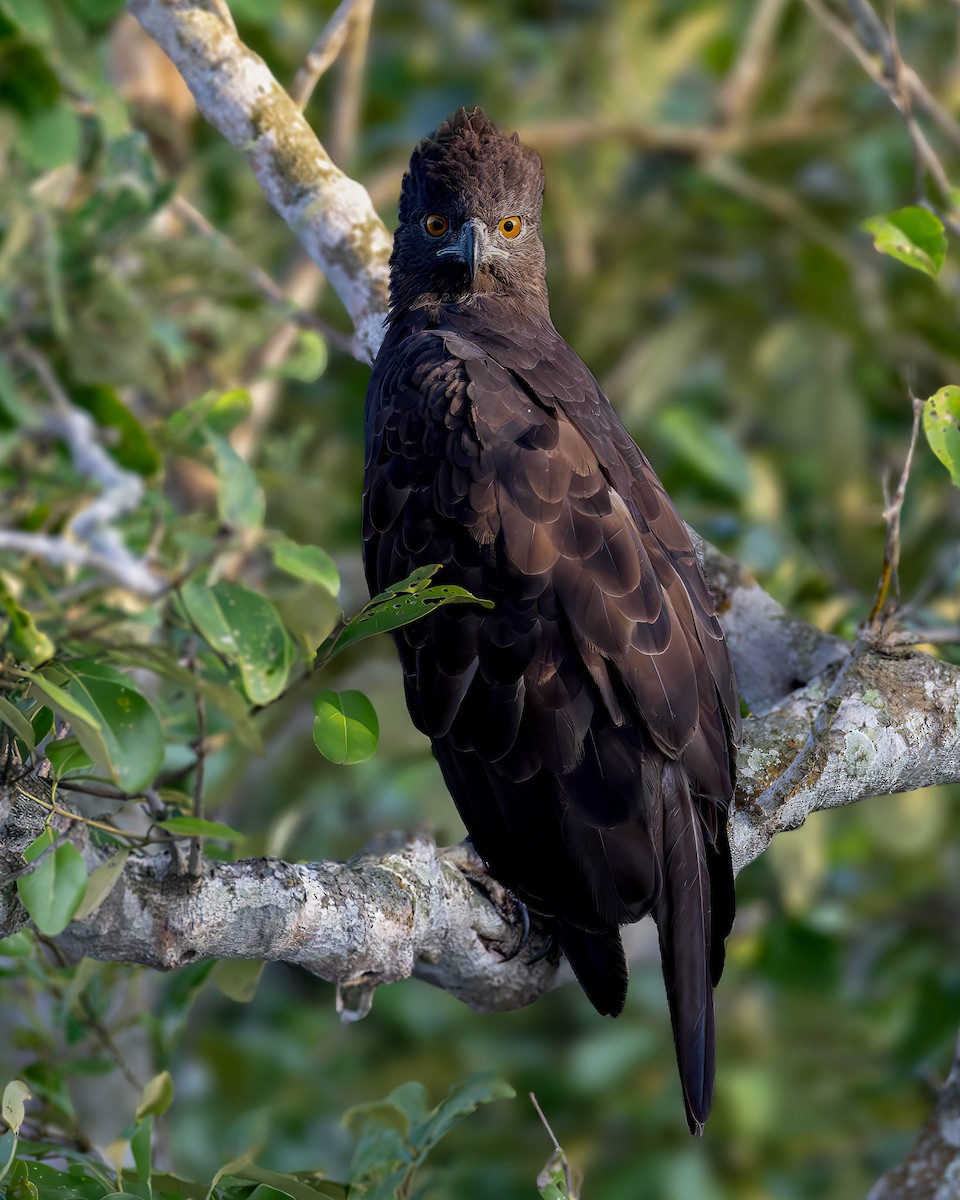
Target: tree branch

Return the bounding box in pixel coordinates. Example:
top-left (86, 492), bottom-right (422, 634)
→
top-left (3, 591), bottom-right (958, 1012)
top-left (125, 0), bottom-right (391, 363)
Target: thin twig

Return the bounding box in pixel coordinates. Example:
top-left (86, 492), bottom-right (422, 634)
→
top-left (327, 0), bottom-right (374, 165)
top-left (530, 1092), bottom-right (579, 1200)
top-left (886, 628), bottom-right (960, 646)
top-left (716, 0), bottom-right (791, 127)
top-left (16, 785), bottom-right (141, 841)
top-left (289, 0), bottom-right (365, 111)
top-left (803, 0), bottom-right (960, 231)
top-left (868, 390), bottom-right (923, 625)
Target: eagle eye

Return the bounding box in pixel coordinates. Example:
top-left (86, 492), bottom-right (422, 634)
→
top-left (423, 214), bottom-right (449, 237)
top-left (498, 215), bottom-right (522, 239)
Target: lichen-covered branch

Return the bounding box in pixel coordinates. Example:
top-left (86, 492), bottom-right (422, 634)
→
top-left (3, 597), bottom-right (959, 1014)
top-left (126, 0), bottom-right (391, 363)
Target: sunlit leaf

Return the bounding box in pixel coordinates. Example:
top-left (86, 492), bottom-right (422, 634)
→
top-left (270, 329), bottom-right (327, 382)
top-left (180, 580), bottom-right (292, 705)
top-left (2, 1080), bottom-right (31, 1134)
top-left (158, 817), bottom-right (244, 842)
top-left (136, 1072), bottom-right (173, 1120)
top-left (923, 384), bottom-right (960, 489)
top-left (269, 537), bottom-right (340, 596)
top-left (862, 206), bottom-right (947, 279)
top-left (17, 843), bottom-right (87, 936)
top-left (317, 566), bottom-right (492, 665)
top-left (0, 696), bottom-right (35, 750)
top-left (58, 661), bottom-right (164, 794)
top-left (167, 389), bottom-right (252, 450)
top-left (312, 690), bottom-right (378, 765)
top-left (0, 579), bottom-right (54, 667)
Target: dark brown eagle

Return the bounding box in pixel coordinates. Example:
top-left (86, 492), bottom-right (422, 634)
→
top-left (362, 107), bottom-right (740, 1133)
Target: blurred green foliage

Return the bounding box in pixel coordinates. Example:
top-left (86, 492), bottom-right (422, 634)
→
top-left (2, 0), bottom-right (960, 1198)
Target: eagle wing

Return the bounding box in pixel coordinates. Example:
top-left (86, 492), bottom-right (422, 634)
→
top-left (363, 321), bottom-right (738, 1132)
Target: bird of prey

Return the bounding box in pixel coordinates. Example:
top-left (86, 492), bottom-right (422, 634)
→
top-left (362, 107), bottom-right (740, 1133)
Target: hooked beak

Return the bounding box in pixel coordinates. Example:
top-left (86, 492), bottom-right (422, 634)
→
top-left (437, 218), bottom-right (487, 281)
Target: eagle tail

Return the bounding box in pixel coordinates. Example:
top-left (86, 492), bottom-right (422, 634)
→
top-left (654, 761), bottom-right (716, 1136)
top-left (555, 920), bottom-right (628, 1018)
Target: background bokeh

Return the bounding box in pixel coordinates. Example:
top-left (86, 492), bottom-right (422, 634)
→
top-left (2, 1), bottom-right (960, 1197)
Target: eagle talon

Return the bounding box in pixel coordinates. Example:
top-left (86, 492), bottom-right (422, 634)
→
top-left (497, 893), bottom-right (531, 961)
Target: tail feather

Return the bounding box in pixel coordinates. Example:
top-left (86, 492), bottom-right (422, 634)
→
top-left (654, 762), bottom-right (715, 1135)
top-left (555, 920), bottom-right (628, 1017)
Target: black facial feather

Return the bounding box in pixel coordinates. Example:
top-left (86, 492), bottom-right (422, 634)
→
top-left (364, 108), bottom-right (740, 1135)
top-left (389, 107), bottom-right (548, 315)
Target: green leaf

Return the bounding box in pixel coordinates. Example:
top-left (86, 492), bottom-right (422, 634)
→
top-left (74, 850), bottom-right (129, 920)
top-left (101, 644), bottom-right (261, 749)
top-left (208, 433), bottom-right (265, 530)
top-left (0, 696), bottom-right (35, 751)
top-left (0, 0), bottom-right (51, 39)
top-left (2, 1080), bottom-right (31, 1133)
top-left (180, 580), bottom-right (292, 705)
top-left (923, 385), bottom-right (960, 489)
top-left (312, 690), bottom-right (378, 765)
top-left (166, 389), bottom-right (252, 450)
top-left (270, 330), bottom-right (327, 382)
top-left (58, 661), bottom-right (164, 794)
top-left (247, 1187), bottom-right (295, 1200)
top-left (136, 1072), bottom-right (173, 1120)
top-left (129, 1117), bottom-right (152, 1200)
top-left (30, 706), bottom-right (54, 745)
top-left (158, 817), bottom-right (244, 842)
top-left (45, 737), bottom-right (94, 779)
top-left (0, 931), bottom-right (34, 957)
top-left (0, 579), bottom-right (54, 667)
top-left (15, 103), bottom-right (82, 171)
top-left (269, 538), bottom-right (340, 596)
top-left (409, 1073), bottom-right (516, 1156)
top-left (23, 827), bottom-right (54, 864)
top-left (317, 566), bottom-right (493, 665)
top-left (26, 673), bottom-right (101, 732)
top-left (17, 843), bottom-right (87, 936)
top-left (862, 205), bottom-right (947, 279)
top-left (342, 1082), bottom-right (428, 1140)
top-left (0, 1129), bottom-right (16, 1188)
top-left (234, 1166), bottom-right (346, 1200)
top-left (71, 385), bottom-right (160, 477)
top-left (209, 958), bottom-right (265, 1003)
top-left (538, 1151), bottom-right (578, 1200)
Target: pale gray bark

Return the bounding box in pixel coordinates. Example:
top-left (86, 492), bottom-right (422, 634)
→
top-left (3, 573), bottom-right (958, 1014)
